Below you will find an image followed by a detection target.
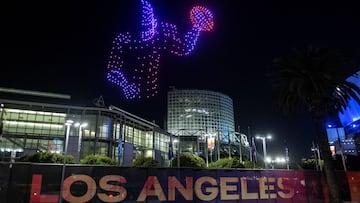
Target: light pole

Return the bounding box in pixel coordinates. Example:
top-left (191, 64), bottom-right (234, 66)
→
top-left (311, 142), bottom-right (322, 171)
top-left (256, 135), bottom-right (272, 169)
top-left (205, 134), bottom-right (209, 167)
top-left (74, 122), bottom-right (87, 153)
top-left (285, 147), bottom-right (290, 170)
top-left (217, 131), bottom-right (220, 161)
top-left (59, 119), bottom-right (73, 203)
top-left (227, 131), bottom-right (231, 159)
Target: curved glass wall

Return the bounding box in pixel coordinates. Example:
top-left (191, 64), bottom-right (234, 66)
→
top-left (167, 89), bottom-right (235, 143)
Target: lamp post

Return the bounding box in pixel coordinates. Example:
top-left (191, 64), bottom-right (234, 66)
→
top-left (217, 130), bottom-right (220, 161)
top-left (285, 147), bottom-right (290, 170)
top-left (256, 135), bottom-right (272, 169)
top-left (59, 120), bottom-right (73, 203)
top-left (228, 132), bottom-right (231, 159)
top-left (311, 142), bottom-right (322, 171)
top-left (205, 134), bottom-right (209, 167)
top-left (74, 122), bottom-right (87, 153)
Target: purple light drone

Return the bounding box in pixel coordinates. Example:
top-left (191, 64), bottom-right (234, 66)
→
top-left (106, 0), bottom-right (214, 99)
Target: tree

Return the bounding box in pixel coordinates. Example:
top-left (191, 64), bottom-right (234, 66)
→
top-left (133, 157), bottom-right (160, 167)
top-left (301, 158), bottom-right (322, 170)
top-left (270, 45), bottom-right (360, 203)
top-left (208, 157), bottom-right (244, 169)
top-left (171, 153), bottom-right (206, 168)
top-left (19, 152), bottom-right (74, 164)
top-left (80, 154), bottom-right (117, 165)
top-left (242, 160), bottom-right (258, 169)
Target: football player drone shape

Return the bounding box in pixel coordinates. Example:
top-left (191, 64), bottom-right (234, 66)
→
top-left (106, 0), bottom-right (214, 99)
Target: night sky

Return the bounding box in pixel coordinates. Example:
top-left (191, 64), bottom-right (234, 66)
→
top-left (2, 0), bottom-right (360, 161)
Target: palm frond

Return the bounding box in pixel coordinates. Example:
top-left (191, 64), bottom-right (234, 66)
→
top-left (269, 45), bottom-right (359, 114)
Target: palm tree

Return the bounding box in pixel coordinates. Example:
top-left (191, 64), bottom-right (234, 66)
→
top-left (269, 46), bottom-right (360, 203)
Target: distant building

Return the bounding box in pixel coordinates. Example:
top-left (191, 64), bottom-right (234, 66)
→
top-left (167, 88), bottom-right (249, 159)
top-left (0, 88), bottom-right (172, 166)
top-left (326, 127), bottom-right (357, 156)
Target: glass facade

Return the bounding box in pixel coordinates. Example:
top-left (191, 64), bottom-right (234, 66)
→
top-left (167, 89), bottom-right (236, 156)
top-left (0, 99), bottom-right (172, 166)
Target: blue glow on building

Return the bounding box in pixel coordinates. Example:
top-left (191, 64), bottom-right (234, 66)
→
top-left (326, 71), bottom-right (360, 156)
top-left (326, 127), bottom-right (345, 143)
top-left (338, 71), bottom-right (360, 127)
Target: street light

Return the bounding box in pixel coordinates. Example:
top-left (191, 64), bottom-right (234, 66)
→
top-left (205, 135), bottom-right (209, 167)
top-left (265, 156), bottom-right (286, 169)
top-left (74, 122), bottom-right (87, 153)
top-left (256, 135), bottom-right (272, 169)
top-left (59, 119), bottom-right (73, 203)
top-left (285, 147), bottom-right (290, 170)
top-left (311, 142), bottom-right (322, 171)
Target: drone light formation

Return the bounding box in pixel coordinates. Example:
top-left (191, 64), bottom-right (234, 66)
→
top-left (106, 0), bottom-right (214, 99)
top-left (141, 0), bottom-right (157, 41)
